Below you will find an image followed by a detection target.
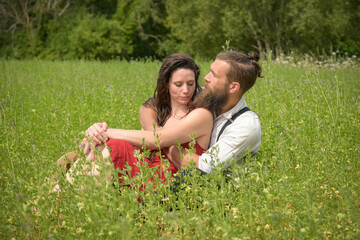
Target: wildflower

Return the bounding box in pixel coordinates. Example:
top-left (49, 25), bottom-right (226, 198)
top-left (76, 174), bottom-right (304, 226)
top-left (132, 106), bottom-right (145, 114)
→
top-left (32, 144), bottom-right (36, 147)
top-left (31, 153), bottom-right (34, 156)
top-left (17, 193), bottom-right (23, 198)
top-left (253, 105), bottom-right (256, 108)
top-left (264, 224), bottom-right (271, 230)
top-left (67, 113), bottom-right (70, 116)
top-left (5, 99), bottom-right (7, 102)
top-left (316, 70), bottom-right (319, 73)
top-left (231, 207), bottom-right (239, 217)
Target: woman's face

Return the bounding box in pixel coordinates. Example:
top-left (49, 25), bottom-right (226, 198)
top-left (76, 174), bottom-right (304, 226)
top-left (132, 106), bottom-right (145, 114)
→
top-left (168, 68), bottom-right (196, 106)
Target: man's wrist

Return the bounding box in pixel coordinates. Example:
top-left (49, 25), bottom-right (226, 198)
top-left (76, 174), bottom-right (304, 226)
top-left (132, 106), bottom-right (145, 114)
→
top-left (182, 151), bottom-right (200, 167)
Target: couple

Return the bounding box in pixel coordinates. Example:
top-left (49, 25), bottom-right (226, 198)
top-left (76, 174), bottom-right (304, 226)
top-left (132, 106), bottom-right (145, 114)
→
top-left (65, 51), bottom-right (261, 187)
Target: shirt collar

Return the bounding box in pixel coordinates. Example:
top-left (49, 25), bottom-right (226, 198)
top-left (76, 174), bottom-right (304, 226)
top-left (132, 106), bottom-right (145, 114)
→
top-left (215, 96), bottom-right (247, 120)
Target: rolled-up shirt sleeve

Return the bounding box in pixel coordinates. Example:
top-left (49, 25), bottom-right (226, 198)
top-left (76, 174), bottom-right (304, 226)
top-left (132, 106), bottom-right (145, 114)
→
top-left (198, 112), bottom-right (261, 173)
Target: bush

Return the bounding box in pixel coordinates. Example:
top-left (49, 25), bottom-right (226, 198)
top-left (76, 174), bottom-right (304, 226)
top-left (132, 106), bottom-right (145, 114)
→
top-left (40, 12), bottom-right (133, 60)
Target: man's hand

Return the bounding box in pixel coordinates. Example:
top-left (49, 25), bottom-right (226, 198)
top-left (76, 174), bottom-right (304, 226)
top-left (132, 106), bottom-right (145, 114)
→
top-left (86, 122), bottom-right (108, 145)
top-left (164, 145), bottom-right (200, 169)
top-left (163, 146), bottom-right (181, 169)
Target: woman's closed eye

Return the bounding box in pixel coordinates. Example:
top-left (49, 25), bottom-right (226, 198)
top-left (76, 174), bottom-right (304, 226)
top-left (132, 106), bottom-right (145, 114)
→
top-left (174, 81), bottom-right (194, 87)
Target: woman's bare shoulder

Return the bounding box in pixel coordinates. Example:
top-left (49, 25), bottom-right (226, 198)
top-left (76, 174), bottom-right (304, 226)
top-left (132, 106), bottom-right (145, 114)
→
top-left (189, 107), bottom-right (213, 116)
top-left (187, 107), bottom-right (213, 121)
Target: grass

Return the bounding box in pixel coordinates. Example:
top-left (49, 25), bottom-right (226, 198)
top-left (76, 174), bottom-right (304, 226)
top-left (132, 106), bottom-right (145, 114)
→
top-left (0, 58), bottom-right (359, 239)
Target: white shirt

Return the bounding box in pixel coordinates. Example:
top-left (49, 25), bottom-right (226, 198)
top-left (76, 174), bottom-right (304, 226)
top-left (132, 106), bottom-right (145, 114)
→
top-left (198, 97), bottom-right (261, 173)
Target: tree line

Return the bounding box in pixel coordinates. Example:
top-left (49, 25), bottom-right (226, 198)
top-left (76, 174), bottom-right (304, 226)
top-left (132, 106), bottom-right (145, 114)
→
top-left (1, 0), bottom-right (359, 60)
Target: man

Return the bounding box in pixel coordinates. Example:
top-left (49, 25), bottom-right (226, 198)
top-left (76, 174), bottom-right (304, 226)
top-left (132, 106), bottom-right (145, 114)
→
top-left (161, 51), bottom-right (261, 173)
top-left (87, 51), bottom-right (261, 174)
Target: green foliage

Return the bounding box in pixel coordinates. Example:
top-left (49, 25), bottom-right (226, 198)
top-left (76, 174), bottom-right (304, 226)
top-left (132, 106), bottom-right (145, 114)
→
top-left (41, 11), bottom-right (133, 60)
top-left (165, 0), bottom-right (228, 58)
top-left (0, 59), bottom-right (359, 238)
top-left (113, 0), bottom-right (170, 58)
top-left (1, 0), bottom-right (359, 59)
top-left (287, 0), bottom-right (348, 55)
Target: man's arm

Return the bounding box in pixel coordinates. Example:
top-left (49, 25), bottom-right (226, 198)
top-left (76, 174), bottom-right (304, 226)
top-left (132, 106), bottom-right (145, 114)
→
top-left (198, 112), bottom-right (261, 173)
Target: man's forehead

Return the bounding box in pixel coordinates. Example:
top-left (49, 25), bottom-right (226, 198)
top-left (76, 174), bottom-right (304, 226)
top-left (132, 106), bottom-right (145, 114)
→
top-left (211, 59), bottom-right (229, 73)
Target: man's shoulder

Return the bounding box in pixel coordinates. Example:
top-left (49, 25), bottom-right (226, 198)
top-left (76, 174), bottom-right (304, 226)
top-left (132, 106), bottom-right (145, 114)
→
top-left (231, 110), bottom-right (261, 129)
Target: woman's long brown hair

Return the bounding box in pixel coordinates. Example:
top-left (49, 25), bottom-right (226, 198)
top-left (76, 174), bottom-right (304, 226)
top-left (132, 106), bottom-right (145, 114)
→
top-left (143, 54), bottom-right (201, 126)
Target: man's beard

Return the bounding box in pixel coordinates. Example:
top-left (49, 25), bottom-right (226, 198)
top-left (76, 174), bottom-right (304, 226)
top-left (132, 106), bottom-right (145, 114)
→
top-left (192, 85), bottom-right (229, 115)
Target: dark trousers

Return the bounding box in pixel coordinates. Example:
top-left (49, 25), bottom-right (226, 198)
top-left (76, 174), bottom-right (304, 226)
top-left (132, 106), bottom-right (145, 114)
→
top-left (170, 168), bottom-right (208, 193)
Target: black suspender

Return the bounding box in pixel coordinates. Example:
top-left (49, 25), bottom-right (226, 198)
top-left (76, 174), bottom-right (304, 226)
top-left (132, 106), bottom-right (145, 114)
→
top-left (216, 107), bottom-right (250, 142)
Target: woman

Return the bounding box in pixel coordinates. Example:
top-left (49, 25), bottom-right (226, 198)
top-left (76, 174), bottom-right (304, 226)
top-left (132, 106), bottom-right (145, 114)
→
top-left (65, 54), bottom-right (213, 187)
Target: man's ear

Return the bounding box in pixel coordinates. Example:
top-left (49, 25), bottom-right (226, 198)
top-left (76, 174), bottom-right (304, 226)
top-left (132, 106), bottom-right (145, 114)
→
top-left (229, 81), bottom-right (241, 93)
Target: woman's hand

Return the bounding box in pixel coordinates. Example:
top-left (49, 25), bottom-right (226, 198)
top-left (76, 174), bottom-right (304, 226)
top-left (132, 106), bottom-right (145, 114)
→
top-left (86, 122), bottom-right (108, 145)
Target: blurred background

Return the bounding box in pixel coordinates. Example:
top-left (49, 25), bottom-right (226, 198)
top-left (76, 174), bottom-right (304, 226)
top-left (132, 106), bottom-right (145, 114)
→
top-left (1, 0), bottom-right (359, 60)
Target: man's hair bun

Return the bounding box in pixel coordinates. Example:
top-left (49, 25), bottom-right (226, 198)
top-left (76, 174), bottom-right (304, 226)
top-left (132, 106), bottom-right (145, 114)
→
top-left (248, 52), bottom-right (260, 62)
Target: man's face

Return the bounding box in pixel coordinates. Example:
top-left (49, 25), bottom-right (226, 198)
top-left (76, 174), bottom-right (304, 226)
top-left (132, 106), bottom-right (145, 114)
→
top-left (204, 59), bottom-right (230, 93)
top-left (192, 59), bottom-right (230, 115)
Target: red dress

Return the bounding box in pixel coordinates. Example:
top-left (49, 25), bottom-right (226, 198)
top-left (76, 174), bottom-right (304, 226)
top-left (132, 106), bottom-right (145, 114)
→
top-left (106, 139), bottom-right (206, 186)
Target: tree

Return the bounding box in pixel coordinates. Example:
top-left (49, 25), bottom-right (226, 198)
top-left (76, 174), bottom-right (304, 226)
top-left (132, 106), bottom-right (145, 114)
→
top-left (165, 0), bottom-right (227, 59)
top-left (0, 0), bottom-right (71, 57)
top-left (287, 0), bottom-right (351, 55)
top-left (113, 0), bottom-right (169, 58)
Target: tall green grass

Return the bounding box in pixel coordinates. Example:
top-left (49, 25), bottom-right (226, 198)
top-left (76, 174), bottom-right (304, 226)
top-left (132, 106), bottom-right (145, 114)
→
top-left (0, 59), bottom-right (359, 239)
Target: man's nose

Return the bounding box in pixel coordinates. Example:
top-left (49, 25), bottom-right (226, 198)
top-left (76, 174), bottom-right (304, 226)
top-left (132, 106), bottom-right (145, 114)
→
top-left (204, 72), bottom-right (211, 82)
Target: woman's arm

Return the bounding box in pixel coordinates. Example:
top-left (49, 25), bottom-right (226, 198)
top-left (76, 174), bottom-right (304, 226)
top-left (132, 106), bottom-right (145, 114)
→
top-left (85, 103), bottom-right (158, 146)
top-left (106, 108), bottom-right (213, 150)
top-left (139, 105), bottom-right (158, 131)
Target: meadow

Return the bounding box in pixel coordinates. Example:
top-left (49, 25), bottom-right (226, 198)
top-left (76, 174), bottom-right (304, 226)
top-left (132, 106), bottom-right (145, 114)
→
top-left (0, 57), bottom-right (359, 239)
